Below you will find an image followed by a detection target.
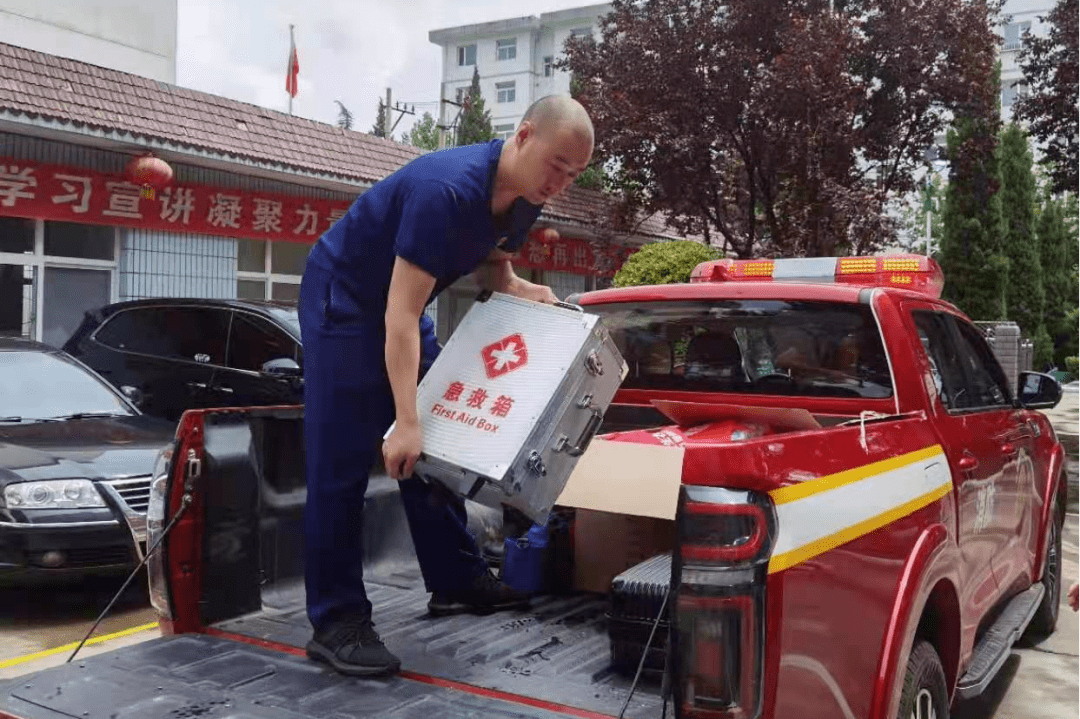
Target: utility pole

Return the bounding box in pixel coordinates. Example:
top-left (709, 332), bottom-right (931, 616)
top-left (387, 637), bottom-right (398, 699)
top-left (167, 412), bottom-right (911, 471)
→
top-left (385, 88), bottom-right (392, 139)
top-left (437, 97), bottom-right (447, 149)
top-left (925, 198), bottom-right (932, 255)
top-left (436, 97), bottom-right (464, 150)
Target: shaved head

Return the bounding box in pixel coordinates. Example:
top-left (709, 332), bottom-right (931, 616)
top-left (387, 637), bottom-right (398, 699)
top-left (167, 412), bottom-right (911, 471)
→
top-left (495, 94), bottom-right (595, 207)
top-left (521, 95), bottom-right (594, 146)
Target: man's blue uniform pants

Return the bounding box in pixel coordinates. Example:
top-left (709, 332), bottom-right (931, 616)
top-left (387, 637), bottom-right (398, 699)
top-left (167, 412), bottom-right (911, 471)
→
top-left (298, 261), bottom-right (488, 631)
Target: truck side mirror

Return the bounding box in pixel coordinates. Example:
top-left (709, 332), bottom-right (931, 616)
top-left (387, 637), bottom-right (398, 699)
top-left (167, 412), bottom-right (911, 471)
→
top-left (1017, 371), bottom-right (1062, 410)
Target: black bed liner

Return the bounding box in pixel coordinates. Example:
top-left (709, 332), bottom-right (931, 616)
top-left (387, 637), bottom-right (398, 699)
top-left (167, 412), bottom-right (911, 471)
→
top-left (0, 633), bottom-right (594, 719)
top-left (0, 573), bottom-right (665, 719)
top-left (214, 573), bottom-right (664, 718)
top-left (0, 600), bottom-right (662, 718)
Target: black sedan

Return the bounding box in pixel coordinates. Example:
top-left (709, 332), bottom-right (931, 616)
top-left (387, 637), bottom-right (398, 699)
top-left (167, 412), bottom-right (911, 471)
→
top-left (0, 337), bottom-right (175, 585)
top-left (64, 299), bottom-right (304, 422)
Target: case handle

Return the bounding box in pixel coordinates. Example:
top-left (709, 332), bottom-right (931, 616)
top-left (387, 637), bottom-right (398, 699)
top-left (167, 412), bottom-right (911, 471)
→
top-left (553, 300), bottom-right (584, 313)
top-left (555, 408), bottom-right (604, 457)
top-left (476, 290), bottom-right (584, 314)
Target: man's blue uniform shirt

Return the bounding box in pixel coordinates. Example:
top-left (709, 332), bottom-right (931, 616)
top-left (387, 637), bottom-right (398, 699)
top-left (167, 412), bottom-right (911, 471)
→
top-left (307, 139), bottom-right (543, 319)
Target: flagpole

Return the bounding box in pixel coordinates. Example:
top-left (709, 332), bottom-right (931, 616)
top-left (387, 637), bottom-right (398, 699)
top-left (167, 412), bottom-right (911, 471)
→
top-left (288, 24), bottom-right (295, 115)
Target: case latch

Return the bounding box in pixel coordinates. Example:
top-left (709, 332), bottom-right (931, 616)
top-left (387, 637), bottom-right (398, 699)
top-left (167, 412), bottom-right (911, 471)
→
top-left (527, 450), bottom-right (547, 477)
top-left (585, 351), bottom-right (604, 376)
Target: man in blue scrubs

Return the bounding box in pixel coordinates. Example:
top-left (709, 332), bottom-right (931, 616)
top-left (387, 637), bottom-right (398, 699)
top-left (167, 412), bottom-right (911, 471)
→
top-left (299, 96), bottom-right (594, 677)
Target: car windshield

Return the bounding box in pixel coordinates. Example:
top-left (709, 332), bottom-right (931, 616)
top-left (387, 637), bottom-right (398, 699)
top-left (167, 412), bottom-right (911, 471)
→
top-left (0, 351), bottom-right (132, 421)
top-left (587, 299), bottom-right (894, 399)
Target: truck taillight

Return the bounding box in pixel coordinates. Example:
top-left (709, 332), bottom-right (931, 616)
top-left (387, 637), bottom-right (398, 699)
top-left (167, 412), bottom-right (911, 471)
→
top-left (682, 502), bottom-right (768, 564)
top-left (673, 487), bottom-right (775, 719)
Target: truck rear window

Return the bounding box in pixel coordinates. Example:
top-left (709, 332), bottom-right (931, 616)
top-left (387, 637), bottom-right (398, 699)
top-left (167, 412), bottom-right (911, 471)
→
top-left (587, 299), bottom-right (893, 399)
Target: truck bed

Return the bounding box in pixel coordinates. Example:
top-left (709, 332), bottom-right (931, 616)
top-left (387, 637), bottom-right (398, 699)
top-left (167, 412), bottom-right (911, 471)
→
top-left (0, 403), bottom-right (669, 719)
top-left (0, 571), bottom-right (663, 719)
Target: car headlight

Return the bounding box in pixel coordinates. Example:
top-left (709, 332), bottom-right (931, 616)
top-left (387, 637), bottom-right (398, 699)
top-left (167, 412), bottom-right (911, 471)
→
top-left (5, 479), bottom-right (106, 509)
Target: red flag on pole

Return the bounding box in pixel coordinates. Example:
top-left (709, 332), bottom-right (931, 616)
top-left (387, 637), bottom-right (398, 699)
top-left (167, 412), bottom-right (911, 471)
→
top-left (286, 25), bottom-right (299, 99)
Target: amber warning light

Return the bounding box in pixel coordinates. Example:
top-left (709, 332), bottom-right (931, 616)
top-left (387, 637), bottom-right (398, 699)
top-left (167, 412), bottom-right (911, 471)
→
top-left (689, 254), bottom-right (945, 298)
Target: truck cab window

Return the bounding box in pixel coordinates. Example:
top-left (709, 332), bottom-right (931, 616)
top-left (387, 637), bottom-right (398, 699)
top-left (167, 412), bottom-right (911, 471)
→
top-left (590, 299), bottom-right (893, 399)
top-left (951, 318), bottom-right (1012, 408)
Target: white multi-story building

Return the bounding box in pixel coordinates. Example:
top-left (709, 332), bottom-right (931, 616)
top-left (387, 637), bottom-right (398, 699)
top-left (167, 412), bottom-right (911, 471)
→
top-left (0, 0), bottom-right (177, 83)
top-left (999, 0), bottom-right (1055, 123)
top-left (429, 4), bottom-right (610, 140)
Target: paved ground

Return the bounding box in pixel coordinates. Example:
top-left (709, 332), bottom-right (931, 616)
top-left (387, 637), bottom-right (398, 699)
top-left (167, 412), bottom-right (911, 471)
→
top-left (953, 512), bottom-right (1079, 719)
top-left (0, 573), bottom-right (157, 680)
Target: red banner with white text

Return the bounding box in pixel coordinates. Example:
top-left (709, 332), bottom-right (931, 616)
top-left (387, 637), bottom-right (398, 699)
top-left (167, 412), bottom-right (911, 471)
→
top-left (0, 158), bottom-right (351, 244)
top-left (515, 229), bottom-right (637, 278)
top-left (0, 157), bottom-right (635, 276)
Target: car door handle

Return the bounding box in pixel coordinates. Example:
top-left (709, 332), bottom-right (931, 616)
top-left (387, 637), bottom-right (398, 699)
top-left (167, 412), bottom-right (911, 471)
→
top-left (958, 454), bottom-right (979, 471)
top-left (186, 381), bottom-right (208, 390)
top-left (217, 385), bottom-right (234, 394)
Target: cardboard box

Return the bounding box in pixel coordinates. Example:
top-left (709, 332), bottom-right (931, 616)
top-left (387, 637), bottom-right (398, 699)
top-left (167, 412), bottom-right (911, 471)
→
top-left (556, 438), bottom-right (684, 520)
top-left (571, 508), bottom-right (675, 594)
top-left (554, 438), bottom-right (684, 593)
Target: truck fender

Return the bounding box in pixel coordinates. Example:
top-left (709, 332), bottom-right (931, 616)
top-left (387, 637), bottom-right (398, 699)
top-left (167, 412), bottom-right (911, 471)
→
top-left (1033, 443), bottom-right (1066, 580)
top-left (868, 522), bottom-right (960, 719)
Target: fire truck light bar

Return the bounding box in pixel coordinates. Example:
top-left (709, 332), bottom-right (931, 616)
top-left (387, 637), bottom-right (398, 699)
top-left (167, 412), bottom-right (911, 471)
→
top-left (689, 254), bottom-right (944, 298)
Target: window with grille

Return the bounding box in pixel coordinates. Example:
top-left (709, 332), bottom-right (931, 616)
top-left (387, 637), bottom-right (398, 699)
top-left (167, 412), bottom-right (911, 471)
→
top-left (1003, 21), bottom-right (1030, 51)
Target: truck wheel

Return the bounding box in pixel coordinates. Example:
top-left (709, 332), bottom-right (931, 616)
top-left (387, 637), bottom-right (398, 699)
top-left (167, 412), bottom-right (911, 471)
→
top-left (896, 640), bottom-right (948, 719)
top-left (1026, 509), bottom-right (1062, 638)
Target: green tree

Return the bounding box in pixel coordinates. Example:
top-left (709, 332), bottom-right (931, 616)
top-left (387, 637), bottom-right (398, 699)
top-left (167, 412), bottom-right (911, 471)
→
top-left (401, 111), bottom-right (439, 152)
top-left (335, 100), bottom-right (354, 131)
top-left (371, 99), bottom-right (390, 139)
top-left (613, 240), bottom-right (720, 288)
top-left (938, 66), bottom-right (1006, 321)
top-left (1037, 196), bottom-right (1074, 365)
top-left (1064, 192), bottom-right (1079, 303)
top-left (998, 123), bottom-right (1044, 338)
top-left (1033, 324), bottom-right (1056, 369)
top-left (457, 67), bottom-right (494, 146)
top-left (1065, 194), bottom-right (1079, 362)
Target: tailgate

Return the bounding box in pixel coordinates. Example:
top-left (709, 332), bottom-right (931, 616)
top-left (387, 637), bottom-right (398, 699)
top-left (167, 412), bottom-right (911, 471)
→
top-left (0, 633), bottom-right (612, 719)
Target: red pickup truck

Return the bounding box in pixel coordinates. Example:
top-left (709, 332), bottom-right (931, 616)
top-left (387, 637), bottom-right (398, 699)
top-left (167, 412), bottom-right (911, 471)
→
top-left (0, 254), bottom-right (1066, 719)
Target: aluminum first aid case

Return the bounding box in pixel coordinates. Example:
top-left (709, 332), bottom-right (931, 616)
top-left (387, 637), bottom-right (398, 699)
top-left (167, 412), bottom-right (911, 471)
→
top-left (389, 291), bottom-right (627, 525)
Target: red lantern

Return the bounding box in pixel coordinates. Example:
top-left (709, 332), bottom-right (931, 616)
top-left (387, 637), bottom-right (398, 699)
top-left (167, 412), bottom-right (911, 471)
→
top-left (126, 154), bottom-right (173, 200)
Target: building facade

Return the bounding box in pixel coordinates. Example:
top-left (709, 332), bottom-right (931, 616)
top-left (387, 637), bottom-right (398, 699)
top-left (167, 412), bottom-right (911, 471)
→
top-left (0, 40), bottom-right (669, 349)
top-left (998, 0), bottom-right (1055, 123)
top-left (0, 0), bottom-right (177, 83)
top-left (429, 4), bottom-right (610, 138)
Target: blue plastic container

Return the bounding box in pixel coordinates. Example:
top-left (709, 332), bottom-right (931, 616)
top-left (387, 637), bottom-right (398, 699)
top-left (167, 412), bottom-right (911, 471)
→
top-left (501, 522), bottom-right (550, 595)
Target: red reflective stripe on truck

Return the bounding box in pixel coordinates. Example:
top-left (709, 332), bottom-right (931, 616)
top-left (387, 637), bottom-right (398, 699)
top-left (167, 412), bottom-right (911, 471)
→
top-left (201, 627), bottom-right (619, 719)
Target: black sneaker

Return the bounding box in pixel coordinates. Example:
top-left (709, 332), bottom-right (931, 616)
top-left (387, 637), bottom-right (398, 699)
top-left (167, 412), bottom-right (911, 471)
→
top-left (306, 616), bottom-right (401, 677)
top-left (428, 570), bottom-right (531, 617)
